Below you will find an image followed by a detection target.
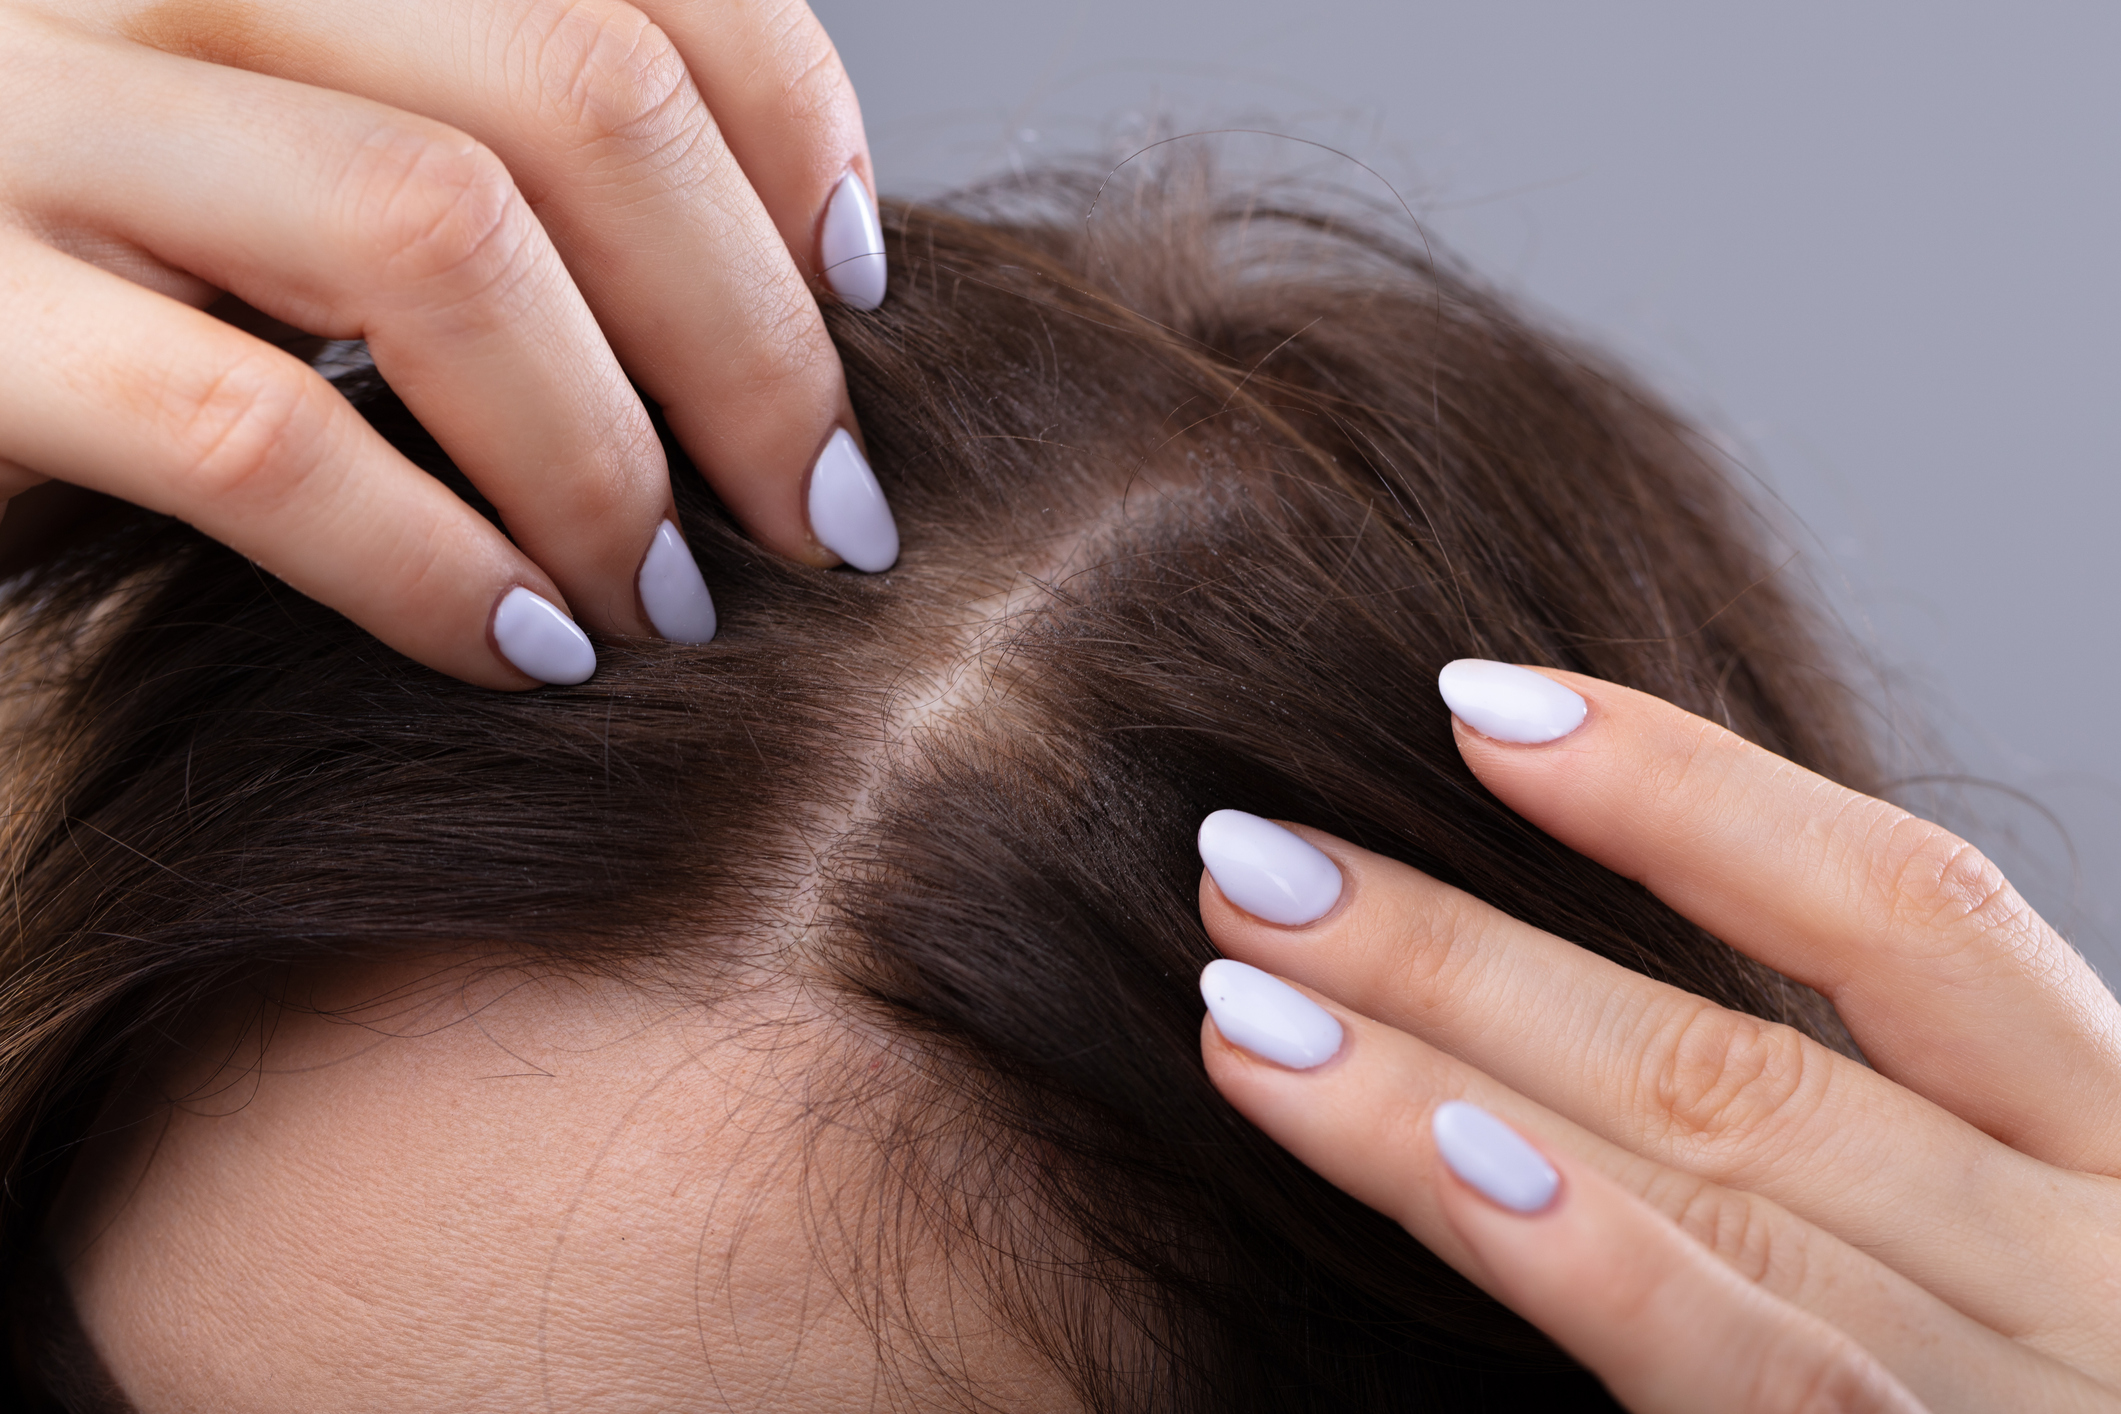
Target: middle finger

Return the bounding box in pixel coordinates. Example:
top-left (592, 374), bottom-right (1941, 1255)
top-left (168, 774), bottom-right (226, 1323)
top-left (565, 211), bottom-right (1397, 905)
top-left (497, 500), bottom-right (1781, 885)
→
top-left (1196, 814), bottom-right (2121, 1370)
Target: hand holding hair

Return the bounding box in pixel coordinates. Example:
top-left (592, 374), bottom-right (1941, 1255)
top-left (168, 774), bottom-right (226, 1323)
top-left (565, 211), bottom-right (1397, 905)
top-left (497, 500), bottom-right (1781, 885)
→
top-left (0, 0), bottom-right (897, 688)
top-left (1198, 663), bottom-right (2121, 1412)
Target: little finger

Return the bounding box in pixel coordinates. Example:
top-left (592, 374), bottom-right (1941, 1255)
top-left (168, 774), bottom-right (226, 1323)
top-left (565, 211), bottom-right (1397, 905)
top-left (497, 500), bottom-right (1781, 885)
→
top-left (0, 232), bottom-right (590, 688)
top-left (1198, 960), bottom-right (2109, 1412)
top-left (1194, 812), bottom-right (2121, 1369)
top-left (1428, 1100), bottom-right (1926, 1414)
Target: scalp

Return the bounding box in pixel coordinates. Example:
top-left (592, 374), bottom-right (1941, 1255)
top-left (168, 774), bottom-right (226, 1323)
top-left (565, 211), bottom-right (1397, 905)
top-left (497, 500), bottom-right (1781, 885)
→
top-left (1, 159), bottom-right (1877, 1412)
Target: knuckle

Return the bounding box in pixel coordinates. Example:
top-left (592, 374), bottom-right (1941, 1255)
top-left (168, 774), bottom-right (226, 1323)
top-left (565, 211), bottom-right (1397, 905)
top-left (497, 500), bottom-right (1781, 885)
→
top-left (171, 354), bottom-right (332, 508)
top-left (351, 126), bottom-right (531, 301)
top-left (1642, 714), bottom-right (1734, 815)
top-left (528, 0), bottom-right (712, 169)
top-left (1763, 1335), bottom-right (1906, 1413)
top-left (1641, 1003), bottom-right (1823, 1165)
top-left (1373, 884), bottom-right (1490, 1001)
top-left (1662, 1174), bottom-right (1784, 1286)
top-left (716, 285), bottom-right (839, 392)
top-left (1870, 814), bottom-right (2024, 944)
top-left (760, 1), bottom-right (853, 125)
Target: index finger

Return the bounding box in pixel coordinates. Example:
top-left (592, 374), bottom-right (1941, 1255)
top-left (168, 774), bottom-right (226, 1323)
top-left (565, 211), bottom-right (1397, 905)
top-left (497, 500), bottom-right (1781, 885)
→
top-left (637, 0), bottom-right (886, 305)
top-left (1438, 660), bottom-right (2121, 1175)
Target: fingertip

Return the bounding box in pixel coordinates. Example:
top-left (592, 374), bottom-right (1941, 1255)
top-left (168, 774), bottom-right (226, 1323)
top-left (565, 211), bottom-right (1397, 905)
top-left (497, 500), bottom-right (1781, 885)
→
top-left (1197, 959), bottom-right (1345, 1071)
top-left (805, 427), bottom-right (898, 572)
top-left (636, 520), bottom-right (716, 644)
top-left (1196, 810), bottom-right (1345, 927)
top-left (1437, 659), bottom-right (1588, 746)
top-left (1430, 1101), bottom-right (1560, 1214)
top-left (819, 170), bottom-right (886, 310)
top-left (490, 585), bottom-right (595, 686)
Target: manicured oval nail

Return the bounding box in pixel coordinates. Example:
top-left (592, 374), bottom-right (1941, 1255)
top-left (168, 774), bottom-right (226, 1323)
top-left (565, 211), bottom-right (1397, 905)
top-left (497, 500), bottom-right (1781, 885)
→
top-left (491, 586), bottom-right (595, 685)
top-left (637, 520), bottom-right (716, 644)
top-left (1197, 810), bottom-right (1343, 926)
top-left (1432, 1100), bottom-right (1560, 1213)
top-left (808, 428), bottom-right (899, 572)
top-left (1437, 659), bottom-right (1587, 744)
top-left (1199, 959), bottom-right (1343, 1069)
top-left (819, 171), bottom-right (887, 311)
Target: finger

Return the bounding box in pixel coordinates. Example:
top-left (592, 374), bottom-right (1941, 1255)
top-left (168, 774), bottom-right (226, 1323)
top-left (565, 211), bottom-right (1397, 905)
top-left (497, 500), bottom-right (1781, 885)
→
top-left (1440, 660), bottom-right (2121, 1174)
top-left (0, 461), bottom-right (48, 502)
top-left (108, 0), bottom-right (895, 570)
top-left (632, 0), bottom-right (886, 305)
top-left (1196, 816), bottom-right (2121, 1373)
top-left (0, 230), bottom-right (588, 689)
top-left (1197, 961), bottom-right (2103, 1412)
top-left (6, 18), bottom-right (697, 640)
top-left (1426, 1103), bottom-right (1927, 1414)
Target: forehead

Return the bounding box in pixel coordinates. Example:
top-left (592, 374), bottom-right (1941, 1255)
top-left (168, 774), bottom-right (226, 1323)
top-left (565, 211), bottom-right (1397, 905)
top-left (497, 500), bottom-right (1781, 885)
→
top-left (51, 959), bottom-right (1061, 1412)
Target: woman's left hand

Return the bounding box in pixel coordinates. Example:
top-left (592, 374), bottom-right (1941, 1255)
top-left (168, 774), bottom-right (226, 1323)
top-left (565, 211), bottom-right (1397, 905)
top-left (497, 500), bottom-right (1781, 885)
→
top-left (1195, 663), bottom-right (2121, 1412)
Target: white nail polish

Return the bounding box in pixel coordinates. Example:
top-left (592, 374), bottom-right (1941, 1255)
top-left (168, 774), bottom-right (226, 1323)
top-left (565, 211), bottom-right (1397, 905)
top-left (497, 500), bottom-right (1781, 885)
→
top-left (1199, 959), bottom-right (1343, 1069)
top-left (1437, 659), bottom-right (1587, 744)
top-left (637, 521), bottom-right (716, 644)
top-left (492, 586), bottom-right (595, 685)
top-left (1197, 810), bottom-right (1344, 926)
top-left (819, 172), bottom-right (887, 311)
top-left (1431, 1101), bottom-right (1559, 1213)
top-left (808, 428), bottom-right (899, 572)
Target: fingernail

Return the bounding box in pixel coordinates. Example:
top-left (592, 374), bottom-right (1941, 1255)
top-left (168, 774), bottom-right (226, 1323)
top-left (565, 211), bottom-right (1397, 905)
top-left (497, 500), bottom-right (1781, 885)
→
top-left (819, 171), bottom-right (887, 311)
top-left (1199, 959), bottom-right (1343, 1070)
top-left (1437, 659), bottom-right (1587, 744)
top-left (637, 520), bottom-right (717, 644)
top-left (492, 586), bottom-right (595, 685)
top-left (808, 428), bottom-right (899, 572)
top-left (1197, 810), bottom-right (1343, 926)
top-left (1431, 1100), bottom-right (1559, 1214)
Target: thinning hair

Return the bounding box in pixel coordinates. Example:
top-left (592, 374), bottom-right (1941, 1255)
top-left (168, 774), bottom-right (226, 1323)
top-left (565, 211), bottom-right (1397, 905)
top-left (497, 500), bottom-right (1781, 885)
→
top-left (1, 162), bottom-right (1869, 1410)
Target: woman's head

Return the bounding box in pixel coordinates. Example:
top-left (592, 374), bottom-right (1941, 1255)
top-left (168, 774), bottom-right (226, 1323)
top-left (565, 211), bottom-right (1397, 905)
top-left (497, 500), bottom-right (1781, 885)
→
top-left (4, 163), bottom-right (1867, 1410)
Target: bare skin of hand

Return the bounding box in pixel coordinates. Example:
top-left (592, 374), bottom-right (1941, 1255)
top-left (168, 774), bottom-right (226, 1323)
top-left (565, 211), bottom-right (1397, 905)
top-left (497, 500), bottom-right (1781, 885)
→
top-left (1197, 664), bottom-right (2121, 1412)
top-left (0, 0), bottom-right (896, 687)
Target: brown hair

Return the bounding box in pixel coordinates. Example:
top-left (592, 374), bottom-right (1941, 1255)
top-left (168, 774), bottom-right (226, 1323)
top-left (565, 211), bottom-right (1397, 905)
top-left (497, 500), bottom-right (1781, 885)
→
top-left (1, 162), bottom-right (1869, 1410)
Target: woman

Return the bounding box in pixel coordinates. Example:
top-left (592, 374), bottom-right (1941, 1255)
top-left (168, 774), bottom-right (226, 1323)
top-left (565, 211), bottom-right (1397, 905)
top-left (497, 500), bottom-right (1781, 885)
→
top-left (5, 5), bottom-right (2119, 1410)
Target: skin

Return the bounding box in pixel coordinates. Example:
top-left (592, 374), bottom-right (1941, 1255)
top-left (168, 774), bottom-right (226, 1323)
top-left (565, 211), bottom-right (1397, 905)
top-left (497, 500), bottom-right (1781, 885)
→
top-left (52, 671), bottom-right (2121, 1408)
top-left (20, 1), bottom-right (2106, 1401)
top-left (52, 959), bottom-right (1071, 1412)
top-left (1200, 670), bottom-right (2121, 1412)
top-left (0, 0), bottom-right (876, 687)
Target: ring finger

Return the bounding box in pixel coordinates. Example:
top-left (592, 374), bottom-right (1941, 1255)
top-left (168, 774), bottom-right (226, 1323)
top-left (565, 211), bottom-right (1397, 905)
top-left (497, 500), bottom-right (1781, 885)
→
top-left (0, 234), bottom-right (569, 688)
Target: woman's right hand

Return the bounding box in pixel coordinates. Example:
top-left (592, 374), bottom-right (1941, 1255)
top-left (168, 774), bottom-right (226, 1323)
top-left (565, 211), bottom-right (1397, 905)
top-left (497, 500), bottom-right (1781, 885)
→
top-left (1197, 665), bottom-right (2121, 1412)
top-left (0, 0), bottom-right (898, 688)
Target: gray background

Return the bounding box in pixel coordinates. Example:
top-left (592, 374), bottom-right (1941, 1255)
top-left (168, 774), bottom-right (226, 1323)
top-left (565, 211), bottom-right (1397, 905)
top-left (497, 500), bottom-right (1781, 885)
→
top-left (813, 0), bottom-right (2121, 981)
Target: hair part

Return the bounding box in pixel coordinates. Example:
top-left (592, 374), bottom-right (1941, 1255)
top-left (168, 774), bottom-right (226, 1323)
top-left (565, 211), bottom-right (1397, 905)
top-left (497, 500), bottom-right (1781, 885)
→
top-left (3, 157), bottom-right (1868, 1411)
